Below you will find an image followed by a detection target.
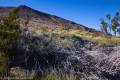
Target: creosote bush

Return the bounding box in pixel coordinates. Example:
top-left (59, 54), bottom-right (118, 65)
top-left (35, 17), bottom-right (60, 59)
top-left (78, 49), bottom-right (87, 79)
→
top-left (0, 12), bottom-right (20, 76)
top-left (0, 12), bottom-right (20, 52)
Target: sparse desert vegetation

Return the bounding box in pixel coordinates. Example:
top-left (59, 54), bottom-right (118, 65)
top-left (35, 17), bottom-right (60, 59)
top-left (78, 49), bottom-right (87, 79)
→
top-left (0, 5), bottom-right (120, 80)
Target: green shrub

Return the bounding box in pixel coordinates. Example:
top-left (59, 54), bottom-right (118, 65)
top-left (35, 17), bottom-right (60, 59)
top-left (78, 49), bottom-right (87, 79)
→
top-left (0, 52), bottom-right (8, 76)
top-left (0, 11), bottom-right (20, 76)
top-left (0, 12), bottom-right (20, 53)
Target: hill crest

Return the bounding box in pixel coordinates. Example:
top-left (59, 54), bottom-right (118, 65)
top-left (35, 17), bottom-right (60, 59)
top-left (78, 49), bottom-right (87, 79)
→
top-left (0, 5), bottom-right (99, 32)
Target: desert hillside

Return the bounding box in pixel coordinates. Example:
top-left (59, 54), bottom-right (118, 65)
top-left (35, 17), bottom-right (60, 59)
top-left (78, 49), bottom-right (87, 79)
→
top-left (0, 5), bottom-right (120, 80)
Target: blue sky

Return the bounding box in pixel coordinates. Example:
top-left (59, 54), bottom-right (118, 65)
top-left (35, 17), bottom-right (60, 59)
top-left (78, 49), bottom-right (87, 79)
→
top-left (0, 0), bottom-right (120, 30)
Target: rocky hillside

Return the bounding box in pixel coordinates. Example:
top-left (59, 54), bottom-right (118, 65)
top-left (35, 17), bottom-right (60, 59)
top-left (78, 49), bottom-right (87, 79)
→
top-left (0, 5), bottom-right (102, 34)
top-left (0, 5), bottom-right (120, 80)
top-left (1, 5), bottom-right (119, 44)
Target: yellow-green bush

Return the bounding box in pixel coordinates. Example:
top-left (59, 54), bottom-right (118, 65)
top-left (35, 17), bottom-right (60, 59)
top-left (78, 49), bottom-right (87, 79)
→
top-left (35, 71), bottom-right (76, 80)
top-left (34, 71), bottom-right (88, 80)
